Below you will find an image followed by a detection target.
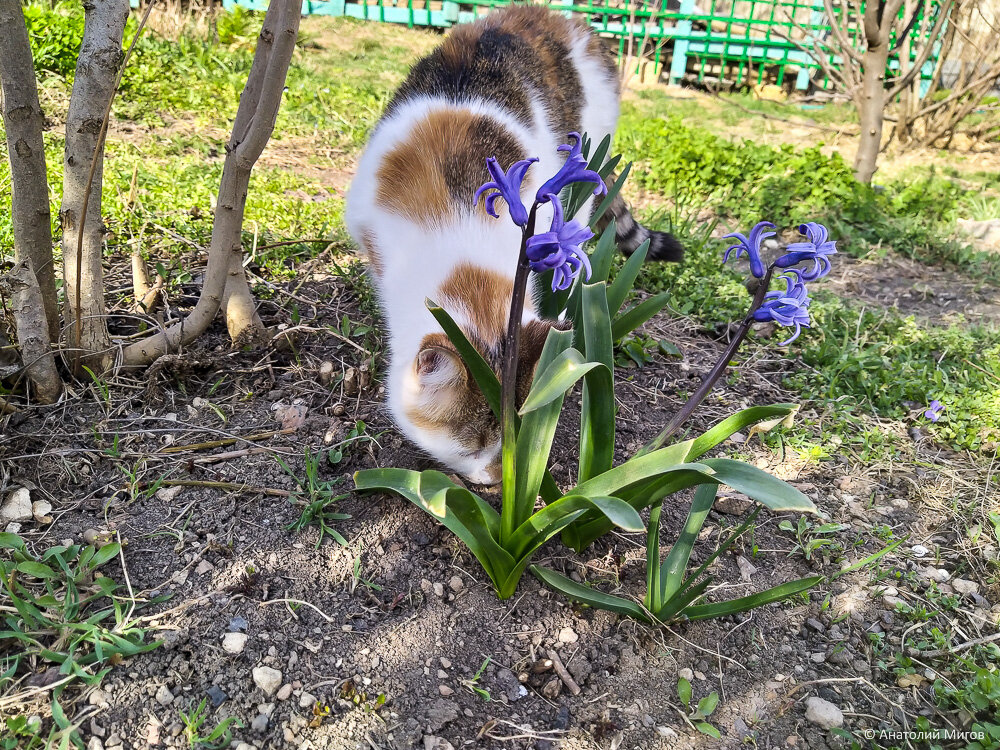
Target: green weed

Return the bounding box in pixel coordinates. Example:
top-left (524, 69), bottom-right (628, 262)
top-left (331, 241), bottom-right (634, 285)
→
top-left (178, 698), bottom-right (243, 749)
top-left (0, 534), bottom-right (164, 745)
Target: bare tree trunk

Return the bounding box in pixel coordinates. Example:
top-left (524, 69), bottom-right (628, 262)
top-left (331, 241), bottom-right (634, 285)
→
top-left (221, 251), bottom-right (265, 345)
top-left (0, 0), bottom-right (60, 344)
top-left (122, 0), bottom-right (300, 367)
top-left (1, 260), bottom-right (63, 403)
top-left (854, 41), bottom-right (891, 183)
top-left (60, 0), bottom-right (129, 374)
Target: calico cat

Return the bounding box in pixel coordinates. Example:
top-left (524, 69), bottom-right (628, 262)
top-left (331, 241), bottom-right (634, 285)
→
top-left (345, 5), bottom-right (682, 484)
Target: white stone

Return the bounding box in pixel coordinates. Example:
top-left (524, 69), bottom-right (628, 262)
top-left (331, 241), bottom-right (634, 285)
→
top-left (195, 560), bottom-right (215, 575)
top-left (557, 627), bottom-right (578, 644)
top-left (1, 488), bottom-right (32, 524)
top-left (911, 544), bottom-right (930, 557)
top-left (222, 633), bottom-right (248, 654)
top-left (276, 683), bottom-right (292, 701)
top-left (952, 578), bottom-right (980, 595)
top-left (805, 697), bottom-right (844, 729)
top-left (298, 691), bottom-right (315, 708)
top-left (252, 666), bottom-right (282, 696)
top-left (31, 500), bottom-right (53, 524)
top-left (154, 685), bottom-right (174, 705)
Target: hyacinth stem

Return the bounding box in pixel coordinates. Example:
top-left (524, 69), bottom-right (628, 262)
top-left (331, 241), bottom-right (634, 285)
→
top-left (499, 204), bottom-right (538, 545)
top-left (647, 265), bottom-right (777, 452)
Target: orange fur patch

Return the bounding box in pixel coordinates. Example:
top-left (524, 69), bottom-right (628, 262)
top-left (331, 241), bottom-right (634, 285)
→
top-left (439, 263), bottom-right (515, 348)
top-left (376, 110), bottom-right (517, 226)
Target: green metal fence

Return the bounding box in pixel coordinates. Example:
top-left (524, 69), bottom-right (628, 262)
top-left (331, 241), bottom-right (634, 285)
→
top-left (202, 0), bottom-right (942, 91)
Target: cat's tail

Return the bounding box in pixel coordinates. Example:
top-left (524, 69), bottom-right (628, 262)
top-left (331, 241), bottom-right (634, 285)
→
top-left (592, 182), bottom-right (685, 262)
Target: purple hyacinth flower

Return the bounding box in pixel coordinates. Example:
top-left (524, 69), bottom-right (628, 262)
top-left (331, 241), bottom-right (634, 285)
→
top-left (526, 194), bottom-right (594, 291)
top-left (535, 133), bottom-right (607, 205)
top-left (924, 400), bottom-right (944, 422)
top-left (774, 222), bottom-right (838, 281)
top-left (474, 156), bottom-right (539, 227)
top-left (752, 271), bottom-right (812, 345)
top-left (723, 221), bottom-right (775, 279)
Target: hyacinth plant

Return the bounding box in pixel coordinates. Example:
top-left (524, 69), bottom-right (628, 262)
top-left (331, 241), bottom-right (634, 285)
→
top-left (356, 134), bottom-right (828, 615)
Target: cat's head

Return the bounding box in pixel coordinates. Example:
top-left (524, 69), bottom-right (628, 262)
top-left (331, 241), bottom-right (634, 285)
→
top-left (395, 319), bottom-right (564, 485)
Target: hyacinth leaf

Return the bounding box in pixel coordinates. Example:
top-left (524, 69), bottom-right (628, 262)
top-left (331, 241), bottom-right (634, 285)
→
top-left (589, 162), bottom-right (632, 231)
top-left (683, 576), bottom-right (823, 621)
top-left (685, 404), bottom-right (799, 459)
top-left (518, 348), bottom-right (603, 415)
top-left (354, 468), bottom-right (511, 589)
top-left (611, 292), bottom-right (671, 343)
top-left (506, 494), bottom-right (642, 562)
top-left (566, 455), bottom-right (814, 551)
top-left (562, 133), bottom-right (613, 219)
top-left (536, 271), bottom-right (571, 320)
top-left (570, 441), bottom-right (703, 498)
top-left (678, 507), bottom-right (762, 600)
top-left (529, 565), bottom-right (652, 622)
top-left (659, 483), bottom-right (718, 603)
top-left (513, 328), bottom-right (574, 533)
top-left (606, 238), bottom-right (651, 316)
top-left (579, 282), bottom-right (615, 483)
top-left (653, 577), bottom-right (713, 623)
top-left (645, 501), bottom-right (664, 613)
top-left (426, 300), bottom-right (501, 421)
top-left (699, 459), bottom-right (813, 512)
top-left (598, 153), bottom-right (622, 181)
top-left (588, 220), bottom-right (619, 287)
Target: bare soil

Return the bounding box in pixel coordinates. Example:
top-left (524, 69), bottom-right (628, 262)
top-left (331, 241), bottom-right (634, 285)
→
top-left (4, 261), bottom-right (998, 750)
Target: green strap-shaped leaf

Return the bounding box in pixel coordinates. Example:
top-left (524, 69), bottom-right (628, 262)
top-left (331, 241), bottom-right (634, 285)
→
top-left (598, 153), bottom-right (622, 181)
top-left (569, 441), bottom-right (700, 498)
top-left (645, 500), bottom-right (664, 613)
top-left (654, 577), bottom-right (712, 623)
top-left (589, 162), bottom-right (632, 231)
top-left (683, 576), bottom-right (823, 621)
top-left (427, 300), bottom-right (501, 420)
top-left (354, 468), bottom-right (510, 590)
top-left (606, 238), bottom-right (651, 316)
top-left (660, 483), bottom-right (718, 603)
top-left (700, 459), bottom-right (815, 512)
top-left (506, 494), bottom-right (641, 562)
top-left (587, 220), bottom-right (619, 289)
top-left (530, 565), bottom-right (651, 622)
top-left (611, 292), bottom-right (671, 342)
top-left (686, 404), bottom-right (798, 459)
top-left (518, 349), bottom-right (603, 415)
top-left (579, 282), bottom-right (615, 482)
top-left (514, 328), bottom-right (574, 527)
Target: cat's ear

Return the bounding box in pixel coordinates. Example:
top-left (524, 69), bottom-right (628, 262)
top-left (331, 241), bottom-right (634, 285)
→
top-left (416, 345), bottom-right (468, 389)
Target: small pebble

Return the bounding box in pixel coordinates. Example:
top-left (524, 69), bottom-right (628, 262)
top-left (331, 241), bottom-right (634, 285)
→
top-left (222, 633), bottom-right (248, 654)
top-left (252, 666), bottom-right (282, 696)
top-left (206, 686), bottom-right (227, 707)
top-left (250, 714), bottom-right (268, 733)
top-left (154, 685), bottom-right (174, 706)
top-left (276, 684), bottom-right (292, 701)
top-left (558, 627), bottom-right (578, 644)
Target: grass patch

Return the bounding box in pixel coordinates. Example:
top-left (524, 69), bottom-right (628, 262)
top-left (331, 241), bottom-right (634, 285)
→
top-left (1, 533), bottom-right (164, 746)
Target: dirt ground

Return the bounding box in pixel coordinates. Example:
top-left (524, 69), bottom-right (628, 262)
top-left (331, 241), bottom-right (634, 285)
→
top-left (3, 254), bottom-right (998, 749)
